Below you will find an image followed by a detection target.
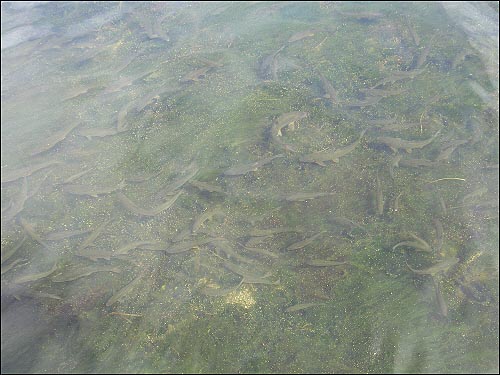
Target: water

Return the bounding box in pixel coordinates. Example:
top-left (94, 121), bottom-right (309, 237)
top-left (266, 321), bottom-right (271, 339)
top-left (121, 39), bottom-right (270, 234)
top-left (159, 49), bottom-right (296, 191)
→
top-left (1, 1), bottom-right (498, 373)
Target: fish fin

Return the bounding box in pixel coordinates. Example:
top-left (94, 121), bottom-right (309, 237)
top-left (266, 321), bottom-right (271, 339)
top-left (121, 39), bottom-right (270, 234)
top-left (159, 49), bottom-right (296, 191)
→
top-left (315, 161), bottom-right (327, 167)
top-left (277, 129), bottom-right (282, 136)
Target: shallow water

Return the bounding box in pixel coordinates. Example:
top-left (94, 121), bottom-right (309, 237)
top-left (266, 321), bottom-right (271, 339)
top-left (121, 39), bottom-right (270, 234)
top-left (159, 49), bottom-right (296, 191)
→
top-left (1, 1), bottom-right (498, 373)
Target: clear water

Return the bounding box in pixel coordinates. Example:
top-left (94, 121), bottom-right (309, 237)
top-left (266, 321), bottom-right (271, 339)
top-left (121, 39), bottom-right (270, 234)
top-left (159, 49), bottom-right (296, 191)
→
top-left (1, 2), bottom-right (498, 373)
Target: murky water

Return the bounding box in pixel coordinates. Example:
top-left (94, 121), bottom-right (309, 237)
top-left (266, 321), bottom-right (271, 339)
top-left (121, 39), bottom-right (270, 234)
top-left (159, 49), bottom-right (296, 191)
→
top-left (1, 2), bottom-right (498, 373)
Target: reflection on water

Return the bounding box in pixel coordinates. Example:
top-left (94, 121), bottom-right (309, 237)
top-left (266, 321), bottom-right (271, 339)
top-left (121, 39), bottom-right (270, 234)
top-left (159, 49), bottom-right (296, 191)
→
top-left (1, 1), bottom-right (498, 373)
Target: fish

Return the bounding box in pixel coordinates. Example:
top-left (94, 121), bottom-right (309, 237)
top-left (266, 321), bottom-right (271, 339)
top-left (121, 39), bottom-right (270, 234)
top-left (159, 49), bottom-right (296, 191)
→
top-left (406, 18), bottom-right (420, 46)
top-left (375, 130), bottom-right (440, 153)
top-left (371, 68), bottom-right (425, 89)
top-left (165, 237), bottom-right (217, 254)
top-left (435, 139), bottom-right (468, 162)
top-left (462, 186), bottom-right (488, 204)
top-left (197, 57), bottom-right (224, 68)
top-left (134, 86), bottom-right (180, 115)
top-left (467, 118), bottom-right (484, 145)
top-left (103, 68), bottom-right (158, 95)
top-left (337, 10), bottom-right (384, 21)
top-left (223, 154), bottom-right (284, 176)
top-left (52, 266), bottom-right (122, 282)
top-left (1, 258), bottom-right (28, 275)
top-left (468, 80), bottom-right (498, 112)
top-left (432, 218), bottom-right (444, 254)
top-left (45, 228), bottom-right (91, 241)
top-left (305, 259), bottom-right (348, 267)
top-left (155, 164), bottom-right (199, 198)
top-left (248, 227), bottom-right (298, 237)
top-left (438, 194), bottom-right (448, 216)
top-left (222, 260), bottom-right (270, 279)
top-left (343, 95), bottom-right (383, 108)
top-left (188, 180), bottom-right (224, 193)
top-left (243, 246), bottom-right (279, 259)
top-left (78, 219), bottom-right (111, 251)
top-left (389, 153), bottom-right (402, 178)
top-left (288, 30), bottom-right (315, 43)
top-left (133, 242), bottom-right (168, 252)
top-left (359, 87), bottom-right (407, 98)
top-left (317, 70), bottom-right (338, 104)
top-left (242, 275), bottom-right (280, 285)
top-left (433, 277), bottom-right (448, 317)
top-left (258, 45), bottom-right (286, 80)
top-left (115, 100), bottom-right (138, 132)
top-left (237, 243), bottom-right (279, 259)
top-left (75, 249), bottom-right (113, 261)
top-left (30, 122), bottom-right (81, 157)
top-left (192, 207), bottom-right (225, 234)
top-left (299, 129), bottom-right (366, 166)
top-left (393, 233), bottom-right (432, 252)
top-left (117, 190), bottom-right (182, 217)
top-left (398, 158), bottom-right (437, 168)
top-left (181, 66), bottom-right (212, 83)
top-left (406, 257), bottom-right (459, 276)
top-left (114, 240), bottom-right (162, 255)
top-left (1, 160), bottom-right (62, 184)
top-left (61, 168), bottom-right (93, 184)
top-left (2, 177), bottom-right (28, 222)
top-left (393, 240), bottom-right (431, 252)
top-left (450, 49), bottom-right (472, 70)
top-left (64, 180), bottom-right (126, 197)
top-left (287, 232), bottom-right (325, 251)
top-left (272, 112), bottom-right (308, 137)
top-left (1, 235), bottom-right (27, 264)
top-left (106, 273), bottom-right (144, 307)
top-left (411, 40), bottom-right (433, 70)
top-left (283, 192), bottom-right (335, 202)
top-left (201, 280), bottom-right (243, 296)
top-left (61, 84), bottom-right (101, 102)
top-left (19, 218), bottom-right (50, 249)
top-left (285, 302), bottom-right (325, 313)
top-left (126, 170), bottom-right (163, 183)
top-left (211, 238), bottom-right (256, 265)
top-left (12, 262), bottom-right (58, 284)
top-left (328, 216), bottom-right (366, 233)
top-left (374, 172), bottom-right (384, 216)
top-left (1, 200), bottom-right (12, 215)
top-left (78, 127), bottom-right (128, 140)
top-left (393, 192), bottom-right (403, 213)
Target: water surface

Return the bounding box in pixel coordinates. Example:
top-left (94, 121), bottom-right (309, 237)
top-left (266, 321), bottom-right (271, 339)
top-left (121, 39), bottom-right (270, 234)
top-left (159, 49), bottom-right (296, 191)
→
top-left (1, 2), bottom-right (498, 373)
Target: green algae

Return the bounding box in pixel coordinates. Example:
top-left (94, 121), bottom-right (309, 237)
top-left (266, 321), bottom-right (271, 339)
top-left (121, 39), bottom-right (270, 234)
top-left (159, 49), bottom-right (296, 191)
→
top-left (1, 1), bottom-right (498, 374)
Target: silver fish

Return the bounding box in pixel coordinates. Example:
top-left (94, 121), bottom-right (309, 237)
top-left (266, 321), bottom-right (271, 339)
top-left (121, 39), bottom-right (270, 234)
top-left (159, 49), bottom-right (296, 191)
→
top-left (375, 130), bottom-right (440, 153)
top-left (224, 154), bottom-right (284, 176)
top-left (13, 263), bottom-right (58, 284)
top-left (287, 232), bottom-right (325, 251)
top-left (30, 122), bottom-right (81, 157)
top-left (299, 129), bottom-right (366, 166)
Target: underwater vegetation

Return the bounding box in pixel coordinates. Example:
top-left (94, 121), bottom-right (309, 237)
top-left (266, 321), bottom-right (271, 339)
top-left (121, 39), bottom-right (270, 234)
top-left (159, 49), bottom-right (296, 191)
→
top-left (1, 1), bottom-right (498, 373)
